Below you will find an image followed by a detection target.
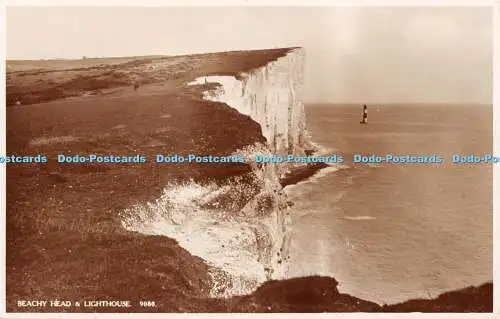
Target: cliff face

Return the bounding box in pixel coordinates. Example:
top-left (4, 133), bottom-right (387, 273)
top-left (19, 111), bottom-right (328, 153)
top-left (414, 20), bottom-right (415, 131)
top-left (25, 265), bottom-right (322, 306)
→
top-left (121, 48), bottom-right (306, 297)
top-left (188, 48), bottom-right (308, 292)
top-left (189, 48), bottom-right (307, 155)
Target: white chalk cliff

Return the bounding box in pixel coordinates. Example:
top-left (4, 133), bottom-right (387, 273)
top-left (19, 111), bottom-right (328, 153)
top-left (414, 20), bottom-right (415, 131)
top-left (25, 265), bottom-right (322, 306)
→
top-left (122, 48), bottom-right (308, 297)
top-left (189, 48), bottom-right (307, 155)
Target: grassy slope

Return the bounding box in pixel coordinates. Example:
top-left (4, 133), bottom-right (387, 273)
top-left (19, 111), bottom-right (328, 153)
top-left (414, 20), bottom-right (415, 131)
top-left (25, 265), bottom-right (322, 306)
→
top-left (7, 49), bottom-right (282, 312)
top-left (6, 91), bottom-right (264, 312)
top-left (6, 49), bottom-right (492, 313)
top-left (227, 279), bottom-right (492, 313)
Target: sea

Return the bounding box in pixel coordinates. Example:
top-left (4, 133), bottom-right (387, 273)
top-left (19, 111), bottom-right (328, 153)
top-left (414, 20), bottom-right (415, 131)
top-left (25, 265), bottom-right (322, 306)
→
top-left (286, 103), bottom-right (493, 304)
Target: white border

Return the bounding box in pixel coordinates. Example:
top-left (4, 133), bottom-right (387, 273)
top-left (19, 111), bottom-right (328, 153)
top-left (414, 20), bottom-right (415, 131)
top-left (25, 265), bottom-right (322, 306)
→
top-left (492, 2), bottom-right (499, 316)
top-left (1, 0), bottom-right (6, 317)
top-left (1, 1), bottom-right (498, 319)
top-left (2, 0), bottom-right (499, 6)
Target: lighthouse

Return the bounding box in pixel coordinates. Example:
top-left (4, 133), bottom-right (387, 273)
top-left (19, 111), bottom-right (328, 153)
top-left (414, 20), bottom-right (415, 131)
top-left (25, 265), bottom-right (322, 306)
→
top-left (360, 104), bottom-right (368, 124)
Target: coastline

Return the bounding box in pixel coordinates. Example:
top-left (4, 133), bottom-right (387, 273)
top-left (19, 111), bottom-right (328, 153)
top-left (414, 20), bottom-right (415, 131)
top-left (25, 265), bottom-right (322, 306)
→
top-left (5, 49), bottom-right (493, 313)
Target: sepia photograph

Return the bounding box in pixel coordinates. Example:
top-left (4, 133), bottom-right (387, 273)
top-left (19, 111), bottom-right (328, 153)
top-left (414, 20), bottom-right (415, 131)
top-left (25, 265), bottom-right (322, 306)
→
top-left (3, 4), bottom-right (495, 314)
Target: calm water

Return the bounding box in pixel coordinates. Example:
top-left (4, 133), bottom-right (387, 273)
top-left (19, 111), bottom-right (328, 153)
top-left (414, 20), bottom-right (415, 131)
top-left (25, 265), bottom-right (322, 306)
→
top-left (286, 104), bottom-right (493, 304)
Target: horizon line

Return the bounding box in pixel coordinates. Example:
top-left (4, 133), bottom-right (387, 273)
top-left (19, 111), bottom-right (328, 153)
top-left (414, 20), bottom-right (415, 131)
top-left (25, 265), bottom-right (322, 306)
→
top-left (305, 102), bottom-right (493, 105)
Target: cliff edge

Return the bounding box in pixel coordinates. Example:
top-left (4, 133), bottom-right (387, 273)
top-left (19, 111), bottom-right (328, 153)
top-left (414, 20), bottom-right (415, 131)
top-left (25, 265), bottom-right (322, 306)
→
top-left (188, 48), bottom-right (307, 155)
top-left (122, 48), bottom-right (308, 296)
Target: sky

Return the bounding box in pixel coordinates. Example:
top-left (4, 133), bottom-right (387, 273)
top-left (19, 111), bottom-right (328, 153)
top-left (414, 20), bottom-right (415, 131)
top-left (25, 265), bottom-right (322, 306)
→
top-left (6, 6), bottom-right (493, 104)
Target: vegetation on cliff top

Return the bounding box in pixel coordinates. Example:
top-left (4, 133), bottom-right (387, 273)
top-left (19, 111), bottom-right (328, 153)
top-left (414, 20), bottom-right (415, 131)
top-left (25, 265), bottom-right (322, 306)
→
top-left (6, 47), bottom-right (297, 106)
